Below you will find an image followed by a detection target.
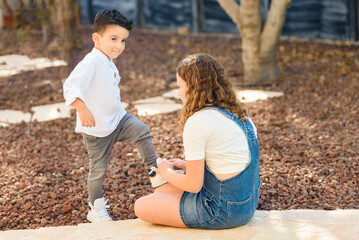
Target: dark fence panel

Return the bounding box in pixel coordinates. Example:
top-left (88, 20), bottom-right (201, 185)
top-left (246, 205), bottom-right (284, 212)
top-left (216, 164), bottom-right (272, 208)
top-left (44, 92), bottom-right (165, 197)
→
top-left (321, 0), bottom-right (357, 40)
top-left (77, 0), bottom-right (358, 41)
top-left (282, 0), bottom-right (322, 38)
top-left (142, 0), bottom-right (193, 30)
top-left (78, 0), bottom-right (92, 24)
top-left (282, 0), bottom-right (357, 41)
top-left (202, 0), bottom-right (239, 33)
top-left (92, 0), bottom-right (138, 26)
top-left (202, 0), bottom-right (270, 34)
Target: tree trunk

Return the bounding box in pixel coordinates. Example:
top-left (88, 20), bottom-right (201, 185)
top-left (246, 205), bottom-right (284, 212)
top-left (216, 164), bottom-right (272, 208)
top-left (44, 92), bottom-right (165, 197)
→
top-left (0, 3), bottom-right (4, 30)
top-left (259, 0), bottom-right (289, 81)
top-left (218, 0), bottom-right (291, 83)
top-left (260, 50), bottom-right (280, 81)
top-left (47, 0), bottom-right (82, 60)
top-left (239, 0), bottom-right (262, 83)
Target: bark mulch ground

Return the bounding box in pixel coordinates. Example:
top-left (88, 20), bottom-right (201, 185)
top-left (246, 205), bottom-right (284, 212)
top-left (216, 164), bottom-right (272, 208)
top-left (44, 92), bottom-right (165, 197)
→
top-left (0, 28), bottom-right (358, 230)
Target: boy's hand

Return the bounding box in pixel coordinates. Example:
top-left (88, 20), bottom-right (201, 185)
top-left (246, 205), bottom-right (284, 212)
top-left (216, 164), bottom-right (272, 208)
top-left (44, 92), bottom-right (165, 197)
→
top-left (71, 98), bottom-right (96, 127)
top-left (78, 108), bottom-right (96, 127)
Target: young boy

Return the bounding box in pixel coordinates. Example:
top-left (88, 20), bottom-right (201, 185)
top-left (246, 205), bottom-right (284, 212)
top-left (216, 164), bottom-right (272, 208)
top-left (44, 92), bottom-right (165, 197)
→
top-left (63, 9), bottom-right (167, 222)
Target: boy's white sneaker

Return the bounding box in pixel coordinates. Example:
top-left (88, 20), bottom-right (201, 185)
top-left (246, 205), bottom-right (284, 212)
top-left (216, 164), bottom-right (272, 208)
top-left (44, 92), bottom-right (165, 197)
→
top-left (87, 197), bottom-right (113, 222)
top-left (148, 158), bottom-right (185, 188)
top-left (148, 166), bottom-right (168, 188)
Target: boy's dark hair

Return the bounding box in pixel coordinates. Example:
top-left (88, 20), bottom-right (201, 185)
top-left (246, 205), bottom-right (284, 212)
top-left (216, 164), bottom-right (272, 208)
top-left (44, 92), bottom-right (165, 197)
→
top-left (94, 9), bottom-right (133, 34)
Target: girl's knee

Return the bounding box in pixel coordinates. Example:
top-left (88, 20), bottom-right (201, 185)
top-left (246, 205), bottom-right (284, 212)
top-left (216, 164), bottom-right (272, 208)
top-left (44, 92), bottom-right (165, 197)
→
top-left (134, 195), bottom-right (157, 221)
top-left (134, 197), bottom-right (146, 219)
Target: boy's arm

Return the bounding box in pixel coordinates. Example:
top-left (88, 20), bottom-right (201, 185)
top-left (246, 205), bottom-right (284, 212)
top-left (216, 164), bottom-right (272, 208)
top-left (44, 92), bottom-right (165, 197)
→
top-left (63, 60), bottom-right (96, 127)
top-left (72, 98), bottom-right (96, 127)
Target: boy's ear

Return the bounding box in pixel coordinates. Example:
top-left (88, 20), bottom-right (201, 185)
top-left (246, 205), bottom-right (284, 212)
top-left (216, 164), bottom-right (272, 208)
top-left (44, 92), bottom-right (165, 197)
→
top-left (92, 33), bottom-right (99, 44)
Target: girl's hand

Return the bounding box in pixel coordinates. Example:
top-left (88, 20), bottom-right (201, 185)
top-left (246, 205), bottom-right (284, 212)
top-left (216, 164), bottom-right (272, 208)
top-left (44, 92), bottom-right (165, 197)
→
top-left (167, 158), bottom-right (186, 171)
top-left (157, 159), bottom-right (174, 177)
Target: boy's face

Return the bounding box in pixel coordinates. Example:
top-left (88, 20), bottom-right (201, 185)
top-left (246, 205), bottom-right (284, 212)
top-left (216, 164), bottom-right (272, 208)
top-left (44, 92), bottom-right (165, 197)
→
top-left (92, 25), bottom-right (129, 59)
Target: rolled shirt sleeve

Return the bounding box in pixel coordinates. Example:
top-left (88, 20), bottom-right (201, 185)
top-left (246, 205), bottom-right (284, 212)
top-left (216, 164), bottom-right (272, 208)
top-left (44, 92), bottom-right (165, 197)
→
top-left (63, 61), bottom-right (95, 106)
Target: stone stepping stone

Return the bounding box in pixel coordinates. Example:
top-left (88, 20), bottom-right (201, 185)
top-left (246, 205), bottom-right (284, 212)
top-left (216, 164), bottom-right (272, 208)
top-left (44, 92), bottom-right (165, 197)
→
top-left (1, 210), bottom-right (358, 240)
top-left (134, 89), bottom-right (284, 116)
top-left (134, 96), bottom-right (182, 116)
top-left (0, 102), bottom-right (129, 127)
top-left (163, 89), bottom-right (284, 103)
top-left (0, 110), bottom-right (31, 126)
top-left (31, 102), bottom-right (72, 122)
top-left (237, 90), bottom-right (284, 103)
top-left (0, 54), bottom-right (67, 78)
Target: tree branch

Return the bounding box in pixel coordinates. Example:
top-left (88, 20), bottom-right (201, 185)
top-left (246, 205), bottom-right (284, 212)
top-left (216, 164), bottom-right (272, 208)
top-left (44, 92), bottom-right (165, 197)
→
top-left (260, 0), bottom-right (291, 56)
top-left (217, 0), bottom-right (242, 30)
top-left (2, 0), bottom-right (13, 15)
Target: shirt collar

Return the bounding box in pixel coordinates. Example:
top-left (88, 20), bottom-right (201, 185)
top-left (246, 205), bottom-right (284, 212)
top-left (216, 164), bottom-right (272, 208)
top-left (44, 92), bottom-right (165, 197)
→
top-left (91, 47), bottom-right (113, 63)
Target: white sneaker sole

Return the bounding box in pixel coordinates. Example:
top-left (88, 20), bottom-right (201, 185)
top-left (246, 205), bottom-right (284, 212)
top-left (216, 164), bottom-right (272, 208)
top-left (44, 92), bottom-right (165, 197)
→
top-left (87, 213), bottom-right (113, 222)
top-left (87, 214), bottom-right (95, 223)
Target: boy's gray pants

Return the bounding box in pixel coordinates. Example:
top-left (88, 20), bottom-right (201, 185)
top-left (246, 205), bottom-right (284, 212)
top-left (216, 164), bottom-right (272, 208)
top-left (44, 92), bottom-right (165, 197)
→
top-left (82, 113), bottom-right (157, 204)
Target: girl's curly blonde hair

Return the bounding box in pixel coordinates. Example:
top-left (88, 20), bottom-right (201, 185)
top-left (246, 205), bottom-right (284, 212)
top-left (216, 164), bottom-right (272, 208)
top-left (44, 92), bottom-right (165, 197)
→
top-left (177, 53), bottom-right (247, 132)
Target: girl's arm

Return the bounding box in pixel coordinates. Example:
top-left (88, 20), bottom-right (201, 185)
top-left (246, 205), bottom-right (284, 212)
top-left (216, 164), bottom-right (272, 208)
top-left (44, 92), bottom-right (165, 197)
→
top-left (157, 158), bottom-right (204, 193)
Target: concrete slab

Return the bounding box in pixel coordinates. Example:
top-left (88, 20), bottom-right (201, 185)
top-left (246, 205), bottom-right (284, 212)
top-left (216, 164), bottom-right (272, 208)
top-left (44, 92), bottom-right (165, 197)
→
top-left (24, 58), bottom-right (67, 71)
top-left (0, 109), bottom-right (31, 124)
top-left (0, 54), bottom-right (67, 78)
top-left (0, 225), bottom-right (77, 240)
top-left (0, 87), bottom-right (284, 123)
top-left (237, 90), bottom-right (284, 103)
top-left (134, 102), bottom-right (183, 116)
top-left (141, 89), bottom-right (284, 117)
top-left (0, 102), bottom-right (128, 127)
top-left (326, 209), bottom-right (359, 224)
top-left (133, 96), bottom-right (175, 104)
top-left (134, 96), bottom-right (182, 116)
top-left (162, 89), bottom-right (180, 99)
top-left (0, 122), bottom-right (9, 127)
top-left (1, 210), bottom-right (358, 240)
top-left (121, 102), bottom-right (128, 110)
top-left (0, 55), bottom-right (31, 70)
top-left (162, 89), bottom-right (284, 103)
top-left (31, 102), bottom-right (72, 122)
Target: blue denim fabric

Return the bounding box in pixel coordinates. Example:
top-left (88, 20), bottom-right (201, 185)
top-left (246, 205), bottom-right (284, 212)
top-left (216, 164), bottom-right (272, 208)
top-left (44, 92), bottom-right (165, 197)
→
top-left (180, 107), bottom-right (260, 229)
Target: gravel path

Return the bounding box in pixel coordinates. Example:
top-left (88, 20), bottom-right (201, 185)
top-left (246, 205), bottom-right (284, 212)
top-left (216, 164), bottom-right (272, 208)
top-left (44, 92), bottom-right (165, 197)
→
top-left (0, 28), bottom-right (358, 230)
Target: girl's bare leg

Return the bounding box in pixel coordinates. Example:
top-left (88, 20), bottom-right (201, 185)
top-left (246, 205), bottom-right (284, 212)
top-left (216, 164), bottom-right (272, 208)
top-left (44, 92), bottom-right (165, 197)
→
top-left (153, 183), bottom-right (183, 193)
top-left (134, 183), bottom-right (187, 228)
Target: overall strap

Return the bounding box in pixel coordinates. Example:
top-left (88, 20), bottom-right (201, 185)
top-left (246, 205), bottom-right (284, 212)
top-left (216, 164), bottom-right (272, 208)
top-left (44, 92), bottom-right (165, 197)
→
top-left (207, 107), bottom-right (247, 134)
top-left (206, 106), bottom-right (260, 161)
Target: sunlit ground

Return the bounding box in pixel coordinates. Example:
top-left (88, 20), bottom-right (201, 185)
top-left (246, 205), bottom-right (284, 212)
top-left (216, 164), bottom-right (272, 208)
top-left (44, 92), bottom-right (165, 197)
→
top-left (0, 54), bottom-right (284, 125)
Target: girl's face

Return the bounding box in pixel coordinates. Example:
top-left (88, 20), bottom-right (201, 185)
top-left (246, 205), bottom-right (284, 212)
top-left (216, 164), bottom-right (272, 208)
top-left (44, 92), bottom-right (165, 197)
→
top-left (92, 25), bottom-right (129, 59)
top-left (176, 73), bottom-right (188, 104)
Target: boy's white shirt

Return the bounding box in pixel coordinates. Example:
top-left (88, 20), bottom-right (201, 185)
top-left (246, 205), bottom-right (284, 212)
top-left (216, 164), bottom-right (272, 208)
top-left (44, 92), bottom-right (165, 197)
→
top-left (63, 48), bottom-right (127, 137)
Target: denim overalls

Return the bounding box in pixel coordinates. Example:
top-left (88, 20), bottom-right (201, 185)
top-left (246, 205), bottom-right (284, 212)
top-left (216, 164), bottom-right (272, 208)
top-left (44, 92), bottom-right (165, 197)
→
top-left (179, 107), bottom-right (260, 229)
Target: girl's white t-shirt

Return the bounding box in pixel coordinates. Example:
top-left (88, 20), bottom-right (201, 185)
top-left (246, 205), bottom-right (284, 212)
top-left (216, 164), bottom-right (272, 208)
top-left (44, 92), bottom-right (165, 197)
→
top-left (183, 108), bottom-right (257, 174)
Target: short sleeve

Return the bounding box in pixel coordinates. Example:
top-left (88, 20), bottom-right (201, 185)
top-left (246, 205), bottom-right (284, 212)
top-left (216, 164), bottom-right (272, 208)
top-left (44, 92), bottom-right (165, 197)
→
top-left (183, 116), bottom-right (207, 161)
